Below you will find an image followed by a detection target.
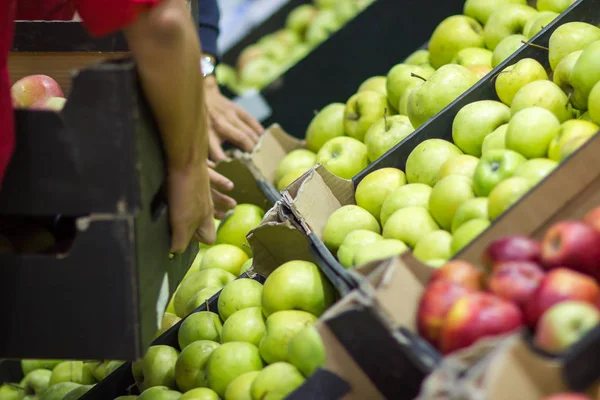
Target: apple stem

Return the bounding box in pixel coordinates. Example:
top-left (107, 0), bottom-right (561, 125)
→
top-left (205, 299), bottom-right (211, 311)
top-left (520, 40), bottom-right (549, 51)
top-left (384, 109), bottom-right (389, 131)
top-left (313, 109), bottom-right (319, 116)
top-left (7, 383), bottom-right (24, 391)
top-left (411, 73), bottom-right (427, 82)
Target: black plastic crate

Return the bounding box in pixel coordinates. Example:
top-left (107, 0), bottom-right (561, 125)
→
top-left (0, 59), bottom-right (197, 360)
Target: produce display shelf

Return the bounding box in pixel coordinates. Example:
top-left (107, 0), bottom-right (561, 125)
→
top-left (0, 59), bottom-right (197, 361)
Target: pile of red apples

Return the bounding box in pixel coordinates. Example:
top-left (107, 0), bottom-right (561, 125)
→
top-left (11, 74), bottom-right (66, 111)
top-left (418, 205), bottom-right (600, 359)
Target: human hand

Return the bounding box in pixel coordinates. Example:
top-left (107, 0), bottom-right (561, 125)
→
top-left (207, 160), bottom-right (237, 219)
top-left (204, 75), bottom-right (264, 160)
top-left (167, 162), bottom-right (215, 253)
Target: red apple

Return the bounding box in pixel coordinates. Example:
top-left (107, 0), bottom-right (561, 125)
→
top-left (30, 97), bottom-right (66, 111)
top-left (584, 206), bottom-right (600, 233)
top-left (11, 75), bottom-right (64, 108)
top-left (534, 301), bottom-right (600, 354)
top-left (542, 394), bottom-right (592, 400)
top-left (526, 268), bottom-right (600, 328)
top-left (482, 236), bottom-right (542, 271)
top-left (487, 261), bottom-right (545, 310)
top-left (429, 260), bottom-right (484, 290)
top-left (440, 292), bottom-right (524, 354)
top-left (542, 221), bottom-right (600, 279)
top-left (417, 280), bottom-right (473, 347)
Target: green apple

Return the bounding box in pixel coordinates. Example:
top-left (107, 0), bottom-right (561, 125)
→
top-left (548, 22), bottom-right (600, 70)
top-left (21, 360), bottom-right (63, 375)
top-left (92, 361), bottom-right (124, 381)
top-left (473, 149), bottom-right (526, 196)
top-left (364, 115), bottom-right (415, 162)
top-left (259, 38), bottom-right (289, 65)
top-left (250, 363), bottom-right (305, 400)
top-left (398, 81), bottom-right (422, 116)
top-left (277, 169), bottom-right (308, 191)
top-left (0, 384), bottom-right (24, 400)
top-left (224, 371), bottom-right (260, 400)
top-left (358, 76), bottom-right (387, 96)
top-left (217, 204), bottom-right (265, 256)
top-left (180, 388), bottom-right (220, 400)
top-left (136, 345), bottom-right (179, 390)
top-left (451, 197), bottom-right (489, 233)
top-left (488, 176), bottom-right (532, 219)
top-left (334, 0), bottom-right (361, 24)
top-left (49, 361), bottom-right (95, 386)
top-left (589, 81), bottom-right (600, 125)
top-left (580, 111), bottom-right (593, 121)
top-left (138, 386), bottom-right (181, 400)
top-left (222, 307), bottom-right (266, 346)
top-left (275, 149), bottom-right (317, 184)
top-left (20, 369), bottom-right (51, 396)
top-left (438, 154), bottom-right (480, 181)
top-left (305, 103), bottom-right (346, 153)
top-left (559, 131), bottom-right (596, 161)
top-left (355, 167), bottom-right (406, 220)
top-left (428, 175), bottom-right (475, 231)
top-left (353, 238), bottom-right (409, 265)
top-left (405, 138), bottom-right (464, 186)
top-left (451, 47), bottom-right (493, 67)
top-left (273, 29), bottom-right (301, 48)
top-left (506, 106), bottom-right (561, 158)
top-left (262, 260), bottom-right (335, 317)
top-left (39, 382), bottom-right (81, 400)
top-left (305, 10), bottom-right (341, 46)
top-left (466, 64), bottom-right (493, 80)
top-left (240, 258), bottom-right (253, 275)
top-left (382, 206), bottom-right (440, 247)
top-left (184, 287), bottom-right (222, 316)
top-left (344, 90), bottom-right (389, 141)
top-left (404, 49), bottom-right (431, 65)
top-left (552, 50), bottom-right (582, 96)
top-left (548, 119), bottom-right (599, 161)
top-left (199, 244), bottom-right (249, 276)
top-left (216, 64), bottom-right (238, 88)
top-left (315, 0), bottom-right (336, 9)
top-left (523, 11), bottom-right (559, 39)
top-left (571, 40), bottom-right (600, 110)
top-left (380, 184), bottom-right (432, 226)
top-left (62, 384), bottom-right (94, 400)
top-left (481, 124), bottom-right (508, 154)
top-left (491, 34), bottom-right (526, 67)
top-left (178, 311), bottom-right (223, 349)
top-left (537, 0), bottom-right (576, 12)
top-left (463, 0), bottom-right (527, 25)
top-left (495, 58), bottom-right (548, 106)
top-left (259, 310), bottom-right (317, 364)
top-left (285, 5), bottom-right (318, 36)
top-left (386, 64), bottom-right (435, 114)
top-left (451, 218), bottom-right (491, 255)
top-left (174, 269), bottom-right (236, 317)
top-left (483, 4), bottom-right (537, 50)
top-left (452, 100), bottom-right (511, 156)
top-left (237, 45), bottom-right (266, 72)
top-left (514, 158), bottom-right (558, 184)
top-left (322, 204), bottom-right (380, 253)
top-left (175, 340), bottom-right (220, 392)
top-left (288, 326), bottom-right (325, 377)
top-left (413, 230), bottom-right (453, 262)
top-left (408, 65), bottom-right (478, 128)
top-left (239, 58), bottom-right (280, 89)
top-left (114, 396), bottom-right (138, 400)
top-left (428, 15), bottom-right (485, 68)
top-left (206, 342), bottom-right (264, 397)
top-left (218, 278), bottom-right (263, 321)
top-left (317, 136), bottom-right (369, 179)
top-left (511, 80), bottom-right (572, 123)
top-left (425, 259), bottom-right (448, 268)
top-left (337, 229), bottom-right (383, 268)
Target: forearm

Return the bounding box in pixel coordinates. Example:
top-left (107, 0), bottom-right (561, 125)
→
top-left (124, 0), bottom-right (208, 171)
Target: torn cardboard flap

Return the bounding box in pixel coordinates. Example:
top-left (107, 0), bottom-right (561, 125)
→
top-left (214, 154), bottom-right (272, 209)
top-left (250, 124), bottom-right (304, 184)
top-left (283, 164), bottom-right (355, 238)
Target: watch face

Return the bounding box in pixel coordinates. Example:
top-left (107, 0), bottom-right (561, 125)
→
top-left (202, 58), bottom-right (216, 76)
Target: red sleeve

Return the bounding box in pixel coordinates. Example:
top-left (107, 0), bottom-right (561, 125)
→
top-left (15, 1), bottom-right (75, 21)
top-left (72, 0), bottom-right (162, 37)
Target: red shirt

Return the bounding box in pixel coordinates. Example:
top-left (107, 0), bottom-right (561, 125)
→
top-left (0, 0), bottom-right (161, 188)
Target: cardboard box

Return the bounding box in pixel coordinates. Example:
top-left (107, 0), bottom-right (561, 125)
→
top-left (214, 124), bottom-right (304, 210)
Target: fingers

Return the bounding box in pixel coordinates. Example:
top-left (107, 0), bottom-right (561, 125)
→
top-left (208, 168), bottom-right (234, 193)
top-left (235, 104), bottom-right (265, 136)
top-left (209, 130), bottom-right (227, 162)
top-left (193, 218), bottom-right (216, 245)
top-left (214, 117), bottom-right (256, 152)
top-left (211, 188), bottom-right (237, 219)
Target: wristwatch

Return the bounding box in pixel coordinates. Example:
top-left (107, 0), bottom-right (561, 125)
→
top-left (201, 53), bottom-right (218, 77)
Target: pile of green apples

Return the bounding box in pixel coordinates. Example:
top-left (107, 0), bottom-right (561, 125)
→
top-left (272, 0), bottom-right (587, 190)
top-left (216, 0), bottom-right (374, 94)
top-left (129, 259), bottom-right (335, 400)
top-left (0, 359), bottom-right (124, 400)
top-left (321, 19), bottom-right (600, 270)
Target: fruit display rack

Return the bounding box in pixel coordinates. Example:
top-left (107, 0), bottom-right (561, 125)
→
top-left (0, 59), bottom-right (197, 361)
